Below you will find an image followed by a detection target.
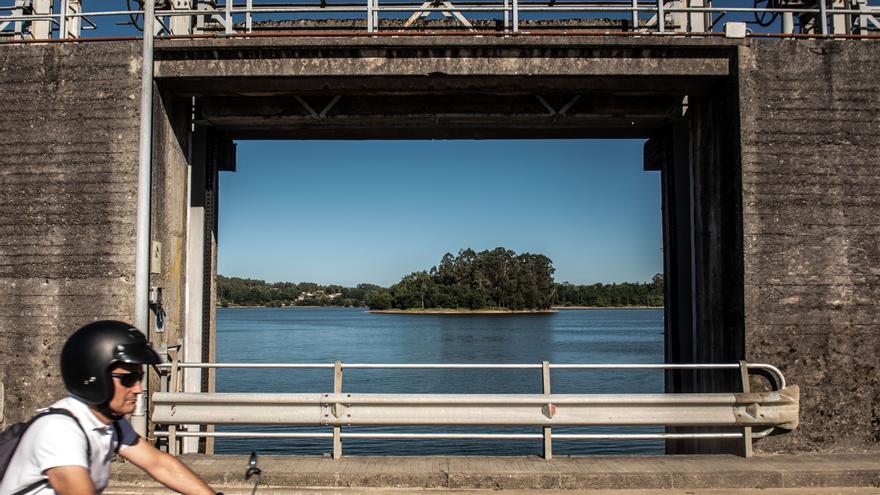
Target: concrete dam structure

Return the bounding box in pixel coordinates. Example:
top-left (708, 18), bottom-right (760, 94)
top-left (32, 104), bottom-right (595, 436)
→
top-left (0, 1), bottom-right (878, 467)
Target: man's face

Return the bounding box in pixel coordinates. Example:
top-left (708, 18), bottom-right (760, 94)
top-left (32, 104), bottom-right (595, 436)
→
top-left (108, 363), bottom-right (145, 416)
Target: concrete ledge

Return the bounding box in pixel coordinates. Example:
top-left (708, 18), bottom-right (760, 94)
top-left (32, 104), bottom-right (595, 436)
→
top-left (109, 454), bottom-right (880, 491)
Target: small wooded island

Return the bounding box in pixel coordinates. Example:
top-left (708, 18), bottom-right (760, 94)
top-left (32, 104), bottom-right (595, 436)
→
top-left (218, 247), bottom-right (664, 312)
top-left (366, 248), bottom-right (556, 313)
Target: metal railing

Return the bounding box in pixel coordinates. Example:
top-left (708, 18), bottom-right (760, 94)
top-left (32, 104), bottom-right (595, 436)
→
top-left (2, 0), bottom-right (879, 38)
top-left (151, 359), bottom-right (797, 458)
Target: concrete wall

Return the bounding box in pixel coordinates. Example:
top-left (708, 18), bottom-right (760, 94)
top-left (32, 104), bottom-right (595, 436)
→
top-left (739, 40), bottom-right (880, 453)
top-left (1, 36), bottom-right (878, 455)
top-left (149, 89), bottom-right (192, 435)
top-left (0, 41), bottom-right (143, 426)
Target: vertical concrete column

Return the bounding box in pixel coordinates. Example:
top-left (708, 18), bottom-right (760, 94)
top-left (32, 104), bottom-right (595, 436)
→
top-left (183, 125), bottom-right (208, 454)
top-left (170, 0), bottom-right (195, 35)
top-left (150, 91), bottom-right (194, 444)
top-left (688, 0), bottom-right (707, 32)
top-left (662, 122), bottom-right (697, 379)
top-left (31, 0), bottom-right (52, 39)
top-left (661, 121), bottom-right (702, 454)
top-left (201, 129), bottom-right (221, 455)
top-left (181, 123), bottom-right (229, 455)
top-left (64, 0), bottom-right (82, 38)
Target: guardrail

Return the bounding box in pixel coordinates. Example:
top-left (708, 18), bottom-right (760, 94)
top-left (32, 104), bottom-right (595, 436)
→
top-left (1, 0), bottom-right (878, 39)
top-left (151, 360), bottom-right (798, 458)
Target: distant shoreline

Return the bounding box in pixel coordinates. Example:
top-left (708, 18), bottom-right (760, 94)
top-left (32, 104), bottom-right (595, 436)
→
top-left (552, 305), bottom-right (663, 310)
top-left (219, 305), bottom-right (662, 311)
top-left (369, 308), bottom-right (557, 315)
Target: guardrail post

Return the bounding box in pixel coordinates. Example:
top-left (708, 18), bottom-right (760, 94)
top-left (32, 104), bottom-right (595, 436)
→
top-left (58, 0), bottom-right (68, 39)
top-left (373, 0), bottom-right (379, 32)
top-left (657, 0), bottom-right (665, 32)
top-left (169, 425), bottom-right (178, 456)
top-left (225, 0), bottom-right (233, 34)
top-left (246, 0), bottom-right (253, 32)
top-left (738, 360), bottom-right (753, 458)
top-left (631, 0), bottom-right (639, 31)
top-left (333, 360), bottom-right (343, 459)
top-left (782, 12), bottom-right (795, 34)
top-left (512, 0), bottom-right (518, 32)
top-left (542, 361), bottom-right (552, 460)
top-left (168, 347), bottom-right (181, 393)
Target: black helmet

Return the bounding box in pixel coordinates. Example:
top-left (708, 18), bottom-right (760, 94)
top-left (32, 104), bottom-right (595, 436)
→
top-left (60, 320), bottom-right (161, 404)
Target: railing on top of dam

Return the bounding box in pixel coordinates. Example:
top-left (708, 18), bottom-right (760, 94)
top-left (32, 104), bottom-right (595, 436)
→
top-left (149, 358), bottom-right (798, 459)
top-left (1, 0), bottom-right (879, 39)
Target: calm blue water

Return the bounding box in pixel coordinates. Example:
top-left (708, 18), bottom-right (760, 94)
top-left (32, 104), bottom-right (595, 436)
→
top-left (214, 307), bottom-right (664, 456)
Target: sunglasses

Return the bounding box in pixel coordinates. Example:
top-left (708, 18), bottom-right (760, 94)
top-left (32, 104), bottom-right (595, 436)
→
top-left (111, 371), bottom-right (144, 387)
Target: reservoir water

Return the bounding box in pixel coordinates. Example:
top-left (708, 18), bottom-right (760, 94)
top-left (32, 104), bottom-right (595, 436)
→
top-left (215, 307), bottom-right (664, 456)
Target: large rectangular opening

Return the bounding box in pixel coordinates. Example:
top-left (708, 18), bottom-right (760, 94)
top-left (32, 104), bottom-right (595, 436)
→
top-left (212, 138), bottom-right (665, 456)
top-left (149, 38), bottom-right (746, 455)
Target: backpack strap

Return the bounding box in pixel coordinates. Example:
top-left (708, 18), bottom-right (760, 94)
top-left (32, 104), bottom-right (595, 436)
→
top-left (9, 408), bottom-right (91, 495)
top-left (112, 421), bottom-right (123, 454)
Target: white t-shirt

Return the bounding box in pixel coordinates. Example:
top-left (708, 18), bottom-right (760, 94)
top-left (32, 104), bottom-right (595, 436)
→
top-left (0, 396), bottom-right (140, 495)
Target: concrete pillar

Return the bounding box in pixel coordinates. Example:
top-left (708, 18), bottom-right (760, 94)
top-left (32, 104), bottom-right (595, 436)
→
top-left (150, 90), bottom-right (194, 445)
top-left (662, 85), bottom-right (746, 455)
top-left (181, 123), bottom-right (231, 455)
top-left (688, 0), bottom-right (708, 32)
top-left (170, 0), bottom-right (195, 35)
top-left (31, 0), bottom-right (52, 39)
top-left (662, 122), bottom-right (697, 380)
top-left (831, 0), bottom-right (851, 34)
top-left (183, 125), bottom-right (208, 454)
top-left (63, 0), bottom-right (82, 38)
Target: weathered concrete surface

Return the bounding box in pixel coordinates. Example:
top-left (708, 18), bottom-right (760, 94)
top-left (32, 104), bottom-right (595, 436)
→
top-left (1, 36), bottom-right (879, 460)
top-left (105, 489), bottom-right (880, 495)
top-left (738, 41), bottom-right (880, 454)
top-left (147, 88), bottom-right (192, 435)
top-left (104, 488), bottom-right (880, 495)
top-left (154, 36), bottom-right (732, 139)
top-left (0, 41), bottom-right (143, 427)
top-left (109, 454), bottom-right (880, 491)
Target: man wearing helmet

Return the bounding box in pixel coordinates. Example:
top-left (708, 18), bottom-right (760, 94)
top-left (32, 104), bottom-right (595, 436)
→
top-left (0, 321), bottom-right (218, 495)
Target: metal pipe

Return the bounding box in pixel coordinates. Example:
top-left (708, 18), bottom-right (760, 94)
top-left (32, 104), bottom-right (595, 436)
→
top-left (512, 0), bottom-right (518, 32)
top-left (132, 0), bottom-right (157, 439)
top-left (631, 0), bottom-right (638, 29)
top-left (59, 0), bottom-right (68, 39)
top-left (153, 430), bottom-right (764, 440)
top-left (155, 431), bottom-right (332, 438)
top-left (156, 362), bottom-right (775, 371)
top-left (153, 362), bottom-right (786, 390)
top-left (819, 0), bottom-right (829, 35)
top-left (246, 0), bottom-right (253, 32)
top-left (226, 0), bottom-right (233, 34)
top-left (657, 0), bottom-right (665, 32)
top-left (151, 388), bottom-right (800, 428)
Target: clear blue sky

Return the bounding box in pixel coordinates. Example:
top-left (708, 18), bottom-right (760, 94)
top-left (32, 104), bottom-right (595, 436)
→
top-left (217, 140), bottom-right (662, 287)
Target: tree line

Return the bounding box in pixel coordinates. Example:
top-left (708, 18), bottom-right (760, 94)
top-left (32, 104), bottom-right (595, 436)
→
top-left (217, 248), bottom-right (664, 309)
top-left (217, 275), bottom-right (381, 308)
top-left (554, 273), bottom-right (664, 307)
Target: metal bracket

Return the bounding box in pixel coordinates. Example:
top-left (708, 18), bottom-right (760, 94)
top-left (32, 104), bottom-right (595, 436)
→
top-left (535, 95), bottom-right (581, 117)
top-left (294, 96), bottom-right (342, 120)
top-left (739, 360), bottom-right (754, 458)
top-left (404, 0), bottom-right (474, 29)
top-left (332, 402), bottom-right (347, 418)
